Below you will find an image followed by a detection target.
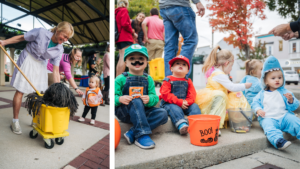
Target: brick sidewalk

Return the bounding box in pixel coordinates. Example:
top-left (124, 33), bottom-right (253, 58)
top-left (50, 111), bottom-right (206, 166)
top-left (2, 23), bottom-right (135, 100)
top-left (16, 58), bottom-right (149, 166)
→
top-left (65, 116), bottom-right (110, 169)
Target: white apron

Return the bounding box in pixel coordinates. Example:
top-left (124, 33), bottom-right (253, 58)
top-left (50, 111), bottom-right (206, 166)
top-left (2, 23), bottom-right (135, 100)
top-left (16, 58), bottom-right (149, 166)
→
top-left (12, 52), bottom-right (48, 94)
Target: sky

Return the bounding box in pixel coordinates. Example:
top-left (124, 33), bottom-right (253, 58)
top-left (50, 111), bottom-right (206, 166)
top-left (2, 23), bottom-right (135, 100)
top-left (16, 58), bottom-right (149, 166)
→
top-left (190, 1), bottom-right (292, 48)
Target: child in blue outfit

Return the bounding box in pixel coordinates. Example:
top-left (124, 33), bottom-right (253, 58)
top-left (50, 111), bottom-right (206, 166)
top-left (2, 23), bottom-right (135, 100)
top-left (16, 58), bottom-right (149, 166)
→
top-left (252, 56), bottom-right (300, 150)
top-left (240, 59), bottom-right (263, 105)
top-left (115, 44), bottom-right (168, 149)
top-left (159, 55), bottom-right (201, 135)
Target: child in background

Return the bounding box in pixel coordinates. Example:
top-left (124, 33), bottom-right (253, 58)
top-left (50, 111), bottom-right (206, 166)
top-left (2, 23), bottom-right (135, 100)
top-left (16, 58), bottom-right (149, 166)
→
top-left (115, 44), bottom-right (168, 149)
top-left (78, 76), bottom-right (102, 125)
top-left (240, 59), bottom-right (263, 106)
top-left (195, 46), bottom-right (252, 135)
top-left (252, 56), bottom-right (300, 150)
top-left (160, 55), bottom-right (201, 135)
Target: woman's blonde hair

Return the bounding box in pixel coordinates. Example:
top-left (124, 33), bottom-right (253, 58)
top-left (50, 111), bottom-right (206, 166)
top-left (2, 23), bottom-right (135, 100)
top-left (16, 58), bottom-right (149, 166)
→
top-left (245, 59), bottom-right (262, 77)
top-left (69, 48), bottom-right (82, 66)
top-left (117, 0), bottom-right (129, 8)
top-left (51, 21), bottom-right (74, 38)
top-left (202, 45), bottom-right (234, 73)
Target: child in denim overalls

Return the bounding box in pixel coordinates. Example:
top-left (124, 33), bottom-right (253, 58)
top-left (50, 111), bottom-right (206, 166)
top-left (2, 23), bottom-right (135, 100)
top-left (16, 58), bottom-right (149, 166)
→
top-left (159, 55), bottom-right (201, 135)
top-left (115, 44), bottom-right (168, 149)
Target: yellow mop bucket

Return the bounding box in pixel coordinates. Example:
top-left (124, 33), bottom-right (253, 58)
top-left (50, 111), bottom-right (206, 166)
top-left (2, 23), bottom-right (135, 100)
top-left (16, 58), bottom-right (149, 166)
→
top-left (149, 58), bottom-right (165, 81)
top-left (33, 105), bottom-right (70, 134)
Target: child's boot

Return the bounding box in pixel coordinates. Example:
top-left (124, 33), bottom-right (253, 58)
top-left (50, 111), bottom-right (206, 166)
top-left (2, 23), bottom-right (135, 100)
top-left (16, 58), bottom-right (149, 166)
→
top-left (90, 119), bottom-right (95, 125)
top-left (178, 122), bottom-right (188, 135)
top-left (135, 135), bottom-right (155, 149)
top-left (124, 130), bottom-right (135, 144)
top-left (276, 138), bottom-right (292, 150)
top-left (78, 117), bottom-right (85, 122)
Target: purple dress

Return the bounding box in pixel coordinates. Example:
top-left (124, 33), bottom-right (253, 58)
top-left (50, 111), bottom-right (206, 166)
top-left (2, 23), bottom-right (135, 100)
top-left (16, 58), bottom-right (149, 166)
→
top-left (10, 28), bottom-right (64, 87)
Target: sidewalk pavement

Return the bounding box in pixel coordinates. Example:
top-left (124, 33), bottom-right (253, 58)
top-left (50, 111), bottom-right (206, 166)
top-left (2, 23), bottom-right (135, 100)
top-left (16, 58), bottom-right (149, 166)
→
top-left (205, 141), bottom-right (300, 169)
top-left (0, 83), bottom-right (110, 169)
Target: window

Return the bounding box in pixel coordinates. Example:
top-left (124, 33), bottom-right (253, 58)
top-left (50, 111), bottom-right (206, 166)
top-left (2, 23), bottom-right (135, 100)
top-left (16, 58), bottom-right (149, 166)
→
top-left (266, 44), bottom-right (273, 55)
top-left (269, 46), bottom-right (272, 55)
top-left (293, 43), bottom-right (297, 53)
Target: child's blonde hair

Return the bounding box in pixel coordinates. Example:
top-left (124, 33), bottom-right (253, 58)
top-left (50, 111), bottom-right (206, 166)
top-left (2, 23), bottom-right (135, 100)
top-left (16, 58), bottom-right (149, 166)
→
top-left (117, 0), bottom-right (129, 8)
top-left (202, 45), bottom-right (234, 73)
top-left (51, 21), bottom-right (74, 38)
top-left (245, 59), bottom-right (262, 77)
top-left (90, 76), bottom-right (100, 87)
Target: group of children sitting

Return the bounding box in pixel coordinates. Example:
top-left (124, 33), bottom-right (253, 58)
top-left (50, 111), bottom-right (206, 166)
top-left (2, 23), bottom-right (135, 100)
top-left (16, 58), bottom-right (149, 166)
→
top-left (115, 44), bottom-right (300, 151)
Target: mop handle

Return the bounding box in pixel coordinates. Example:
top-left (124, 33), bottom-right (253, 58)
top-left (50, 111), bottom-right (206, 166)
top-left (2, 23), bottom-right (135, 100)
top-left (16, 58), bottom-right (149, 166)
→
top-left (0, 45), bottom-right (41, 96)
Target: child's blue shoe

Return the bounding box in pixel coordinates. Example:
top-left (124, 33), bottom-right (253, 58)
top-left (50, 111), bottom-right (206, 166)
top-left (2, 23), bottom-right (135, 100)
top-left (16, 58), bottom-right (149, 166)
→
top-left (124, 130), bottom-right (135, 145)
top-left (178, 122), bottom-right (189, 135)
top-left (276, 138), bottom-right (292, 150)
top-left (134, 135), bottom-right (155, 149)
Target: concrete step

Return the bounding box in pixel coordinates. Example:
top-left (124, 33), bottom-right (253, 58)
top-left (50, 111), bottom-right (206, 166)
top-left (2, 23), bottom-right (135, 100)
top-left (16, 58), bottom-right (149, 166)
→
top-left (115, 121), bottom-right (297, 169)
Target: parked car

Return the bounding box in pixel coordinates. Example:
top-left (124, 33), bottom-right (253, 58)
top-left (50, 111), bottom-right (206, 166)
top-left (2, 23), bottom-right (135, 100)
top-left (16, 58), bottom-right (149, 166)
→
top-left (284, 70), bottom-right (299, 85)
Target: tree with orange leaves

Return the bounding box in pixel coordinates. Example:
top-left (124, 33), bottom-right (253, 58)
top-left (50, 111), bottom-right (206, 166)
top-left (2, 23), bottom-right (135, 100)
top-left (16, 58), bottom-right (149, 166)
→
top-left (207, 0), bottom-right (266, 59)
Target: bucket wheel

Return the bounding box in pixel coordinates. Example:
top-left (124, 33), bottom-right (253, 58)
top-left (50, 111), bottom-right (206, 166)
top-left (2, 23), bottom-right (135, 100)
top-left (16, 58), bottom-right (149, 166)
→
top-left (44, 139), bottom-right (54, 149)
top-left (29, 130), bottom-right (38, 139)
top-left (55, 138), bottom-right (64, 145)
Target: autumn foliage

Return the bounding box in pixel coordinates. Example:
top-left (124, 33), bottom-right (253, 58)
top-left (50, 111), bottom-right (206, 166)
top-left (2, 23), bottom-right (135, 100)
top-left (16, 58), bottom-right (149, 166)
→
top-left (207, 0), bottom-right (266, 50)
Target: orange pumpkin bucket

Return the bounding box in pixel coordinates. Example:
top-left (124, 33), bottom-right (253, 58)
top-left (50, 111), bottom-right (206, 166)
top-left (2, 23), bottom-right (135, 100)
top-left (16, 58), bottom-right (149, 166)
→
top-left (115, 119), bottom-right (121, 149)
top-left (187, 115), bottom-right (221, 146)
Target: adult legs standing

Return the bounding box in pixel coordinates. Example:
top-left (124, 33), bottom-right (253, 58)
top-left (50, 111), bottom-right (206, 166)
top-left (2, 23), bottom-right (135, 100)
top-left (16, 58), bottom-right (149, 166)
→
top-left (11, 90), bottom-right (23, 134)
top-left (160, 6), bottom-right (198, 77)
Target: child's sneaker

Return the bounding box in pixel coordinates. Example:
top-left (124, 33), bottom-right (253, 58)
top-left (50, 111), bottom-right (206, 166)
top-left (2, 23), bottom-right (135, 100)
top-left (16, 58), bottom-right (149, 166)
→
top-left (135, 135), bottom-right (155, 149)
top-left (178, 123), bottom-right (188, 135)
top-left (124, 130), bottom-right (135, 144)
top-left (90, 120), bottom-right (95, 125)
top-left (276, 138), bottom-right (292, 150)
top-left (78, 117), bottom-right (85, 122)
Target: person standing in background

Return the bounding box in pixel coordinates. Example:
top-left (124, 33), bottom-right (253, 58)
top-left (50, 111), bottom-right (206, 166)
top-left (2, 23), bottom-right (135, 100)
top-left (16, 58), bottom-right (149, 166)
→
top-left (142, 8), bottom-right (165, 61)
top-left (159, 0), bottom-right (205, 77)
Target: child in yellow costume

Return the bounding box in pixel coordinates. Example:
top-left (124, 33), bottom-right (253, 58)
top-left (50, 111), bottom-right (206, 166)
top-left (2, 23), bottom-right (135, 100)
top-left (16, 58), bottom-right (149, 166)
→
top-left (195, 46), bottom-right (252, 135)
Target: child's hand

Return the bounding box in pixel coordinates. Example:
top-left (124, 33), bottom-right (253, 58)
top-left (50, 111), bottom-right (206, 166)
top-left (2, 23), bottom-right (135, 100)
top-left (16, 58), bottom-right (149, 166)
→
top-left (245, 83), bottom-right (252, 89)
top-left (140, 95), bottom-right (150, 104)
top-left (256, 109), bottom-right (265, 117)
top-left (284, 93), bottom-right (294, 103)
top-left (181, 100), bottom-right (189, 109)
top-left (119, 96), bottom-right (133, 105)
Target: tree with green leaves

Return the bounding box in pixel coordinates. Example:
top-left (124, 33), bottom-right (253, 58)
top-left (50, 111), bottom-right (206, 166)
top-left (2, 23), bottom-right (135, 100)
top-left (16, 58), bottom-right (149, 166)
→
top-left (115, 0), bottom-right (160, 18)
top-left (266, 0), bottom-right (299, 21)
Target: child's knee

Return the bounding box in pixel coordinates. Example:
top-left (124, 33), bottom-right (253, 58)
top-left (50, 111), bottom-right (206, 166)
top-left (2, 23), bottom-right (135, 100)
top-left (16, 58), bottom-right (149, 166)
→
top-left (158, 109), bottom-right (168, 124)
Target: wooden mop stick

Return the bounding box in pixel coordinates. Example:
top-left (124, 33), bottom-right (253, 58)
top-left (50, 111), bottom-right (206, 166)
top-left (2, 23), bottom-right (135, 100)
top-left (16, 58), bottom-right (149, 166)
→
top-left (0, 45), bottom-right (41, 96)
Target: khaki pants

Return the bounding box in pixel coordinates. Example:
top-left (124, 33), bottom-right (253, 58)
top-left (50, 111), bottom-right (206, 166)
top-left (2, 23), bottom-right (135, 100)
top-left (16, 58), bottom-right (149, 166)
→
top-left (146, 39), bottom-right (164, 61)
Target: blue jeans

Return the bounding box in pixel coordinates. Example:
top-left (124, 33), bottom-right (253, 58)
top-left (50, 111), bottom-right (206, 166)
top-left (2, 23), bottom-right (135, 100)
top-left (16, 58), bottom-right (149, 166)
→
top-left (259, 113), bottom-right (300, 149)
top-left (160, 6), bottom-right (198, 77)
top-left (160, 103), bottom-right (201, 128)
top-left (115, 98), bottom-right (168, 138)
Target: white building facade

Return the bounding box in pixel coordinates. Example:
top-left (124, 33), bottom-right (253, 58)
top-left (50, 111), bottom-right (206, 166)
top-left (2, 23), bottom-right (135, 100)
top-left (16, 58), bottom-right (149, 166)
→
top-left (255, 34), bottom-right (300, 73)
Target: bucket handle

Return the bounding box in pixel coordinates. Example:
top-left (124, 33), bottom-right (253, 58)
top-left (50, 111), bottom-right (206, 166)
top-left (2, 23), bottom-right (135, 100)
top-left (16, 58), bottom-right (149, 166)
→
top-left (239, 108), bottom-right (252, 125)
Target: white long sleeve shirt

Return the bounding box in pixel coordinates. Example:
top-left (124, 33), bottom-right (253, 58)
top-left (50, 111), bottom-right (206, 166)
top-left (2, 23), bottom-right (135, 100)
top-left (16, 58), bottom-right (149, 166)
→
top-left (212, 68), bottom-right (246, 92)
top-left (262, 90), bottom-right (288, 119)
